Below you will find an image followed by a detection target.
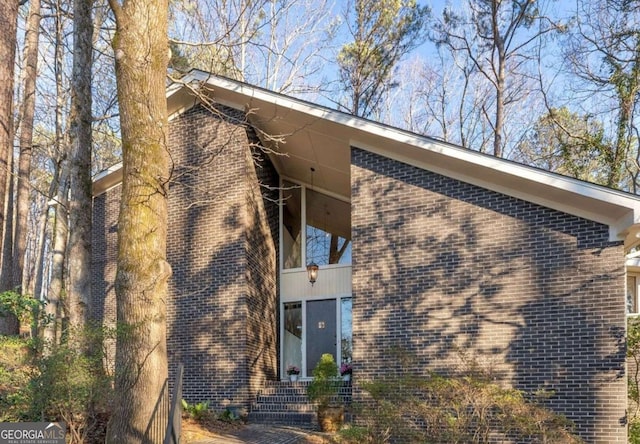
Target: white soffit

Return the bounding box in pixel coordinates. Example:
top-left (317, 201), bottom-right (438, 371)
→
top-left (165, 71), bottom-right (640, 244)
top-left (92, 162), bottom-right (122, 195)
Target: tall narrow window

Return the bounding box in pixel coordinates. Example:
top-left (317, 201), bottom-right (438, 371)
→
top-left (341, 298), bottom-right (353, 364)
top-left (629, 275), bottom-right (638, 314)
top-left (282, 181), bottom-right (302, 269)
top-left (306, 188), bottom-right (351, 266)
top-left (283, 302), bottom-right (302, 374)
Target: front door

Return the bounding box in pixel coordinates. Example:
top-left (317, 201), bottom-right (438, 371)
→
top-left (306, 299), bottom-right (336, 373)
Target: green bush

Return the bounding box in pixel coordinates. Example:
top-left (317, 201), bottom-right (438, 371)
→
top-left (307, 353), bottom-right (341, 408)
top-left (628, 317), bottom-right (640, 442)
top-left (182, 399), bottom-right (210, 421)
top-left (0, 290), bottom-right (47, 334)
top-left (31, 331), bottom-right (112, 442)
top-left (0, 335), bottom-right (34, 421)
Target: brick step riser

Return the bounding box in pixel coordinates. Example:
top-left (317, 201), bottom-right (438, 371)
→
top-left (255, 396), bottom-right (351, 405)
top-left (258, 386), bottom-right (352, 396)
top-left (256, 395), bottom-right (312, 403)
top-left (259, 389), bottom-right (307, 398)
top-left (250, 404), bottom-right (316, 413)
top-left (262, 381), bottom-right (351, 389)
top-left (259, 386), bottom-right (352, 393)
top-left (247, 412), bottom-right (317, 429)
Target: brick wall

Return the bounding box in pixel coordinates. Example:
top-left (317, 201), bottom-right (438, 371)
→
top-left (350, 147), bottom-right (627, 443)
top-left (92, 103), bottom-right (279, 410)
top-left (91, 183), bottom-right (120, 373)
top-left (166, 104), bottom-right (278, 408)
top-left (244, 130), bottom-right (280, 401)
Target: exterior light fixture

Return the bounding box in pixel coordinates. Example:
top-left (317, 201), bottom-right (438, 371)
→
top-left (307, 262), bottom-right (319, 286)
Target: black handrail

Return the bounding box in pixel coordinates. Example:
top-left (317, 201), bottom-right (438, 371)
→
top-left (163, 364), bottom-right (184, 444)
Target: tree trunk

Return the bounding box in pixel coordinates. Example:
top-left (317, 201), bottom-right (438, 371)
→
top-left (44, 0), bottom-right (70, 347)
top-left (44, 165), bottom-right (69, 348)
top-left (0, 0), bottom-right (18, 276)
top-left (67, 0), bottom-right (94, 331)
top-left (0, 0), bottom-right (19, 335)
top-left (105, 0), bottom-right (171, 441)
top-left (492, 0), bottom-right (504, 159)
top-left (29, 194), bottom-right (50, 300)
top-left (0, 142), bottom-right (16, 333)
top-left (14, 0), bottom-right (43, 294)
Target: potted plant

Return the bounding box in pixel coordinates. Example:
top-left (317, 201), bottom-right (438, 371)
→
top-left (307, 353), bottom-right (343, 432)
top-left (286, 364), bottom-right (301, 382)
top-left (340, 362), bottom-right (352, 382)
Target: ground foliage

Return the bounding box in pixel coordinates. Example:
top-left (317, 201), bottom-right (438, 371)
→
top-left (628, 317), bottom-right (640, 443)
top-left (0, 328), bottom-right (113, 444)
top-left (338, 355), bottom-right (583, 444)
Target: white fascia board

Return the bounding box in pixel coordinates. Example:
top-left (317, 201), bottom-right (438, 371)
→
top-left (92, 162), bottom-right (123, 196)
top-left (627, 256), bottom-right (640, 271)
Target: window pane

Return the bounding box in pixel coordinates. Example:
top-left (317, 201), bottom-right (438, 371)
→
top-left (284, 302), bottom-right (302, 375)
top-left (629, 276), bottom-right (638, 314)
top-left (283, 181), bottom-right (302, 269)
top-left (306, 188), bottom-right (351, 266)
top-left (341, 298), bottom-right (352, 364)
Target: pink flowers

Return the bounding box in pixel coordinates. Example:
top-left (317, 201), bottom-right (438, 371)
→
top-left (340, 363), bottom-right (352, 376)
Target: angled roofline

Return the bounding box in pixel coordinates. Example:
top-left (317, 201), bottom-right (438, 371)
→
top-left (97, 69), bottom-right (640, 248)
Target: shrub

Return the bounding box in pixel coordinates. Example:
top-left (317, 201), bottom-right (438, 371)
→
top-left (0, 335), bottom-right (34, 421)
top-left (628, 317), bottom-right (640, 442)
top-left (307, 353), bottom-right (341, 408)
top-left (339, 357), bottom-right (583, 444)
top-left (182, 400), bottom-right (210, 421)
top-left (27, 327), bottom-right (113, 443)
top-left (0, 290), bottom-right (46, 334)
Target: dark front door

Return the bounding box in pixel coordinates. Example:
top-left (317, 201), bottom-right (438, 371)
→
top-left (306, 299), bottom-right (337, 374)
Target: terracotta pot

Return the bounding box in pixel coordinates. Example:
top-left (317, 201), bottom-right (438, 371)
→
top-left (317, 405), bottom-right (344, 432)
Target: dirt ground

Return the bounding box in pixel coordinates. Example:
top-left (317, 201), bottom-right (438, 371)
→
top-left (180, 416), bottom-right (333, 443)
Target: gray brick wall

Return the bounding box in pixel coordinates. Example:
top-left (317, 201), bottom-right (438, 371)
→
top-left (91, 183), bottom-right (120, 373)
top-left (244, 130), bottom-right (280, 400)
top-left (92, 103), bottom-right (279, 410)
top-left (350, 147), bottom-right (627, 443)
top-left (166, 104), bottom-right (279, 409)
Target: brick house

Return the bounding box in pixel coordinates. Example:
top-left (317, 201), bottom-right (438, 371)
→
top-left (91, 70), bottom-right (640, 442)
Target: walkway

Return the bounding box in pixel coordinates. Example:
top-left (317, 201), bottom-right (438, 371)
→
top-left (188, 424), bottom-right (325, 444)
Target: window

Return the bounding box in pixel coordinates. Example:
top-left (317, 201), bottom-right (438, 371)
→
top-left (305, 188), bottom-right (351, 266)
top-left (341, 297), bottom-right (352, 365)
top-left (282, 181), bottom-right (302, 269)
top-left (283, 302), bottom-right (302, 372)
top-left (629, 274), bottom-right (639, 315)
top-left (282, 181), bottom-right (351, 270)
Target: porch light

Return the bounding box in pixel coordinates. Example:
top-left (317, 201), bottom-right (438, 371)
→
top-left (307, 262), bottom-right (319, 285)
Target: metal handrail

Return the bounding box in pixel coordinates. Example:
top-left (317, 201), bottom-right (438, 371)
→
top-left (163, 364), bottom-right (184, 444)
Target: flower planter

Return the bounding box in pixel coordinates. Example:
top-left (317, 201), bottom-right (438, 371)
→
top-left (289, 374), bottom-right (299, 382)
top-left (317, 405), bottom-right (344, 432)
top-left (342, 374), bottom-right (351, 382)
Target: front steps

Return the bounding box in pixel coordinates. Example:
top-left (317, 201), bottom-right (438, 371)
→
top-left (248, 380), bottom-right (352, 428)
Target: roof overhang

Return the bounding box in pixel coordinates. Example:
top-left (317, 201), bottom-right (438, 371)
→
top-left (94, 70), bottom-right (640, 250)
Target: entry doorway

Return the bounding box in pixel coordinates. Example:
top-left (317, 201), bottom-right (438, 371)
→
top-left (306, 299), bottom-right (336, 372)
top-left (282, 297), bottom-right (352, 378)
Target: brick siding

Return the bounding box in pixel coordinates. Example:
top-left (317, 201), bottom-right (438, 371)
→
top-left (91, 103), bottom-right (279, 410)
top-left (90, 182), bottom-right (120, 373)
top-left (350, 147), bottom-right (627, 443)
